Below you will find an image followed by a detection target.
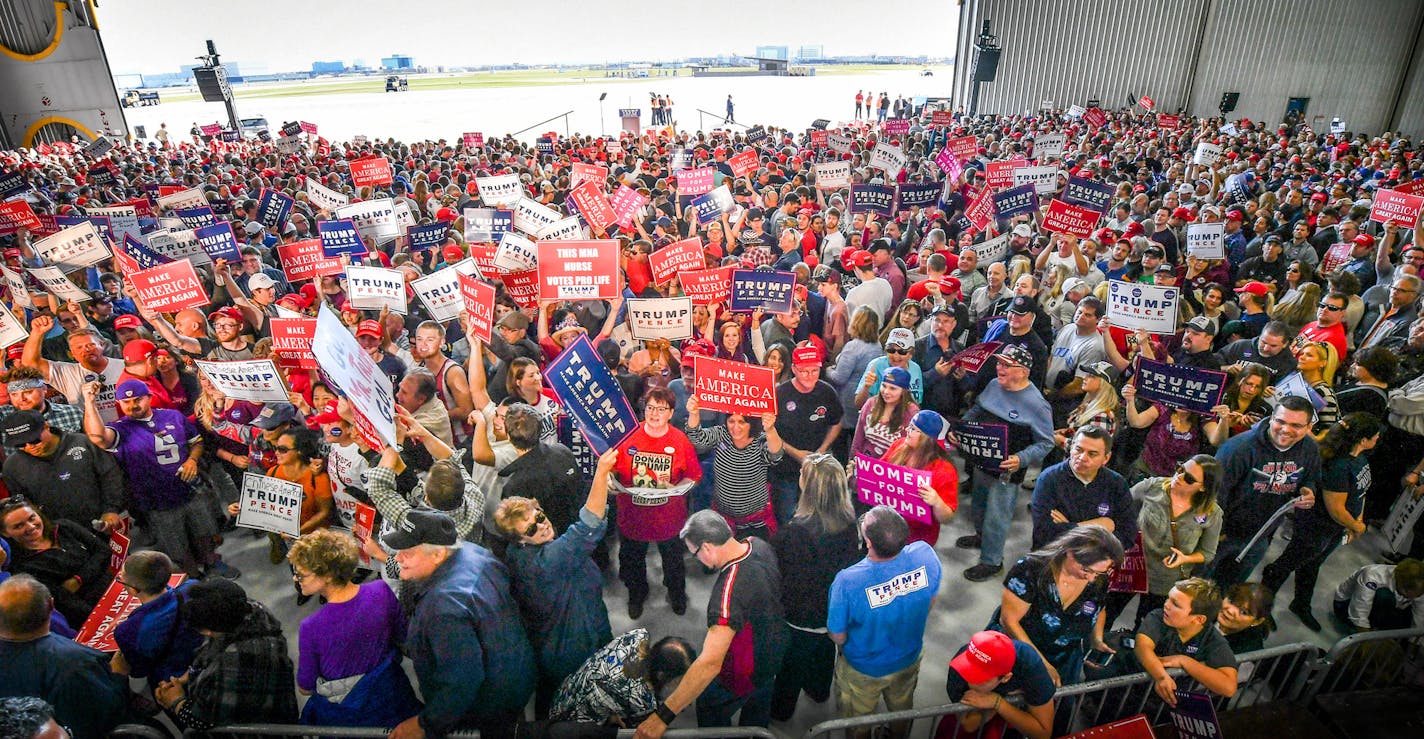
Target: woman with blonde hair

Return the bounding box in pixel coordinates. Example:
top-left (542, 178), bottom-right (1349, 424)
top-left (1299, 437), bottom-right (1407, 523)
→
top-left (1293, 341), bottom-right (1339, 433)
top-left (827, 306), bottom-right (885, 453)
top-left (1269, 282), bottom-right (1322, 335)
top-left (768, 454), bottom-right (862, 720)
top-left (1055, 362), bottom-right (1121, 450)
top-left (287, 529), bottom-right (417, 726)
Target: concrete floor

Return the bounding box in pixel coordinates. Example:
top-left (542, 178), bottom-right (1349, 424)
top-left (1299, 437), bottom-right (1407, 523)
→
top-left (215, 466), bottom-right (1386, 737)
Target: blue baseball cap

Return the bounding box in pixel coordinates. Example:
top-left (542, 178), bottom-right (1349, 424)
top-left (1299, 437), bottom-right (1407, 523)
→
top-left (116, 379), bottom-right (150, 400)
top-left (911, 410), bottom-right (947, 442)
top-left (881, 366), bottom-right (912, 389)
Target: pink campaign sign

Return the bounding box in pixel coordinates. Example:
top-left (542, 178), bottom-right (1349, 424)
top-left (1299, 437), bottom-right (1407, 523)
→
top-left (853, 454), bottom-right (934, 525)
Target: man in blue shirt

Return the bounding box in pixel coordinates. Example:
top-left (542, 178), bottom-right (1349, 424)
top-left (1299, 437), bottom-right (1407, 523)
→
top-left (828, 506), bottom-right (942, 733)
top-left (111, 551), bottom-right (203, 693)
top-left (1030, 426), bottom-right (1137, 551)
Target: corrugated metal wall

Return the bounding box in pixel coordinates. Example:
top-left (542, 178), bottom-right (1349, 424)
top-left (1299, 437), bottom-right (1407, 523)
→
top-left (955, 0), bottom-right (1209, 115)
top-left (1394, 15), bottom-right (1424, 136)
top-left (1191, 0), bottom-right (1424, 134)
top-left (956, 0), bottom-right (1424, 136)
top-left (0, 0), bottom-right (61, 56)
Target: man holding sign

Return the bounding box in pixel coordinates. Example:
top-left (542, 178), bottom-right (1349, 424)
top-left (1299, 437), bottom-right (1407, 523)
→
top-left (953, 345), bottom-right (1056, 582)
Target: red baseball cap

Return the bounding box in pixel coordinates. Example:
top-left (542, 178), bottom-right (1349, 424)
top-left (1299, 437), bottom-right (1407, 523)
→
top-left (1171, 207), bottom-right (1194, 221)
top-left (356, 319), bottom-right (383, 339)
top-left (208, 306), bottom-right (244, 326)
top-left (680, 338), bottom-right (716, 368)
top-left (113, 314), bottom-right (144, 331)
top-left (122, 339), bottom-right (157, 364)
top-left (950, 631), bottom-right (1017, 685)
top-left (1352, 233), bottom-right (1376, 249)
top-left (846, 250), bottom-right (874, 269)
top-left (310, 399), bottom-right (343, 425)
top-left (791, 342), bottom-right (823, 367)
top-left (1235, 281), bottom-right (1271, 296)
top-left (1225, 209), bottom-right (1244, 221)
top-left (938, 276), bottom-right (962, 299)
top-left (442, 244), bottom-right (465, 263)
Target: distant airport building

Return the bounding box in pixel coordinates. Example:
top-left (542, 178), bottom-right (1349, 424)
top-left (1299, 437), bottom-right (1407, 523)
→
top-left (754, 46), bottom-right (788, 61)
top-left (952, 0), bottom-right (1424, 136)
top-left (381, 54), bottom-right (414, 70)
top-left (312, 60), bottom-right (345, 74)
top-left (796, 45), bottom-right (823, 61)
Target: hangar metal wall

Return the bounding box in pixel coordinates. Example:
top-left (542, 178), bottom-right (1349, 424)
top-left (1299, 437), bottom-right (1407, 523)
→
top-left (954, 0), bottom-right (1424, 137)
top-left (0, 0), bottom-right (127, 148)
top-left (953, 0), bottom-right (1209, 116)
top-left (1189, 0), bottom-right (1424, 135)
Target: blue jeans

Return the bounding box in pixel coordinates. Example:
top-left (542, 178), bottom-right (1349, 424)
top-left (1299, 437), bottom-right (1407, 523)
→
top-left (1203, 532), bottom-right (1272, 589)
top-left (697, 680), bottom-right (773, 728)
top-left (769, 472), bottom-right (801, 527)
top-left (970, 468), bottom-right (1021, 567)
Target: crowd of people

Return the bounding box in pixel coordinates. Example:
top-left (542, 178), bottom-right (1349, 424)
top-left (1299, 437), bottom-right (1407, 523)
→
top-left (1, 94), bottom-right (1424, 739)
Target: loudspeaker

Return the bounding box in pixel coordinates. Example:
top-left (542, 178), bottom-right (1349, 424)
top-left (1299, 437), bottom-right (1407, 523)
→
top-left (973, 47), bottom-right (1000, 82)
top-left (193, 66), bottom-right (229, 103)
top-left (1219, 92), bottom-right (1240, 113)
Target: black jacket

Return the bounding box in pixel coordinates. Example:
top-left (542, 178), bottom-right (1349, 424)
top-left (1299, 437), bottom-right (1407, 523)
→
top-left (498, 442), bottom-right (588, 536)
top-left (2, 432), bottom-right (126, 526)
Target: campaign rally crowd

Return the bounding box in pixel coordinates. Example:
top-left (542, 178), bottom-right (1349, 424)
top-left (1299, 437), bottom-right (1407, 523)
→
top-left (2, 95), bottom-right (1424, 739)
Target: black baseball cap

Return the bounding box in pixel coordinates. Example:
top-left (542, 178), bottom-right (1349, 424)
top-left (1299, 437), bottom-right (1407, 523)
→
top-left (1006, 295), bottom-right (1036, 315)
top-left (1, 411), bottom-right (45, 446)
top-left (382, 508), bottom-right (459, 551)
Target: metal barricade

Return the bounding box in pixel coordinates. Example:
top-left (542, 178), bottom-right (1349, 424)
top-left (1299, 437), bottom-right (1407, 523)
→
top-left (804, 642), bottom-right (1324, 739)
top-left (185, 727), bottom-right (777, 739)
top-left (1302, 626), bottom-right (1424, 702)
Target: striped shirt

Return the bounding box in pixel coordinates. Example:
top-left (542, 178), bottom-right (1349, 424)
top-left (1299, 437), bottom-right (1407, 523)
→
top-left (686, 425), bottom-right (783, 518)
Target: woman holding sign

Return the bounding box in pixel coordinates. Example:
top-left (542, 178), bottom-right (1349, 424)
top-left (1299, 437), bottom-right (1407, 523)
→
top-left (684, 395), bottom-right (784, 539)
top-left (1122, 383), bottom-right (1231, 484)
top-left (881, 410), bottom-right (959, 546)
top-left (612, 387), bottom-right (702, 619)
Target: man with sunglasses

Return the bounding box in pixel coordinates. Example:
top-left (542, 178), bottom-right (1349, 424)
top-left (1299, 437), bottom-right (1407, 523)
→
top-left (1, 411), bottom-right (123, 533)
top-left (497, 403), bottom-right (586, 541)
top-left (1291, 292), bottom-right (1349, 358)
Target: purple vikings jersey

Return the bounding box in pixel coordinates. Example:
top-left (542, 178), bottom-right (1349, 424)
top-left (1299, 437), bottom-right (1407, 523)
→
top-left (108, 408), bottom-right (201, 512)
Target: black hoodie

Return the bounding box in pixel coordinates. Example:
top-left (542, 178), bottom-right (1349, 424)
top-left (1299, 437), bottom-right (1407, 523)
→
top-left (1216, 418), bottom-right (1322, 540)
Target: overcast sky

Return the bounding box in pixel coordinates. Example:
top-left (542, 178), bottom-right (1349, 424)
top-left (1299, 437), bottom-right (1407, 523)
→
top-left (101, 0), bottom-right (960, 75)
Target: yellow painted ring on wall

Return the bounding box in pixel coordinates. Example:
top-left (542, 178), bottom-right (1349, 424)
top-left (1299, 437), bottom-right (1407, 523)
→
top-left (0, 2), bottom-right (66, 62)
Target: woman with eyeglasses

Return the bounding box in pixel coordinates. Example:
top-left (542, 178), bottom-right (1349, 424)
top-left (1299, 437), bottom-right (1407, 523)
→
top-left (610, 387), bottom-right (702, 620)
top-left (494, 448), bottom-right (616, 716)
top-left (1280, 260), bottom-right (1317, 303)
top-left (226, 427), bottom-right (332, 598)
top-left (286, 529), bottom-right (419, 727)
top-left (878, 299), bottom-right (924, 345)
top-left (1104, 455), bottom-right (1223, 633)
top-left (0, 498), bottom-right (112, 626)
top-left (992, 524), bottom-right (1125, 688)
top-left (768, 453), bottom-right (861, 722)
top-left (684, 395), bottom-right (784, 539)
